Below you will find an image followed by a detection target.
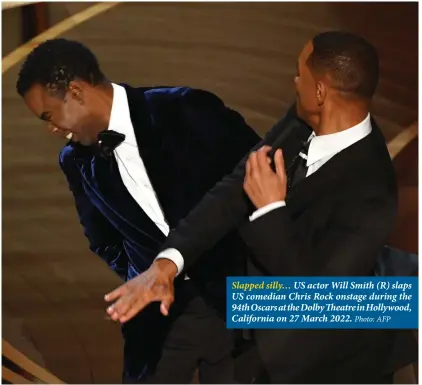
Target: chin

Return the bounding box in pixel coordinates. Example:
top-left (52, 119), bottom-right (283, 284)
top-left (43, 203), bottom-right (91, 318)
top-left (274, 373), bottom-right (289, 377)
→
top-left (79, 138), bottom-right (94, 146)
top-left (72, 134), bottom-right (93, 146)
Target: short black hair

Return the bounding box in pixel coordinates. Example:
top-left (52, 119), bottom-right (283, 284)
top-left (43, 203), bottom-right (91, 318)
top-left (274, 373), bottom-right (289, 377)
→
top-left (16, 38), bottom-right (106, 98)
top-left (307, 31), bottom-right (379, 99)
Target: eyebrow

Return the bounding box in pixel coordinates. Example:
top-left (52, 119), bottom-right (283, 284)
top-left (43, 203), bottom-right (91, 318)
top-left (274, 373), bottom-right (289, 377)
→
top-left (40, 111), bottom-right (50, 121)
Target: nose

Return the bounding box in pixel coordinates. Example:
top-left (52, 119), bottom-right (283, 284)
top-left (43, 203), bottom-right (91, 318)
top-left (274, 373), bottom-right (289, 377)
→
top-left (48, 123), bottom-right (60, 134)
top-left (47, 124), bottom-right (72, 139)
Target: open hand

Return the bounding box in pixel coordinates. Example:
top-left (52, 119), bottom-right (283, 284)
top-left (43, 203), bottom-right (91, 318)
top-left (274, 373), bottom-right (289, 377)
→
top-left (104, 259), bottom-right (178, 323)
top-left (243, 145), bottom-right (287, 209)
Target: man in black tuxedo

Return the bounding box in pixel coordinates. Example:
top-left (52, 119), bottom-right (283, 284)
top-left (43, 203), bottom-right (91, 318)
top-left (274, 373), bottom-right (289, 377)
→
top-left (105, 31), bottom-right (418, 383)
top-left (16, 39), bottom-right (261, 383)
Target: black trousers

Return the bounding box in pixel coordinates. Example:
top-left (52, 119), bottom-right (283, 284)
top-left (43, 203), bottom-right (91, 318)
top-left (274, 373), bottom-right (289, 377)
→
top-left (121, 279), bottom-right (235, 384)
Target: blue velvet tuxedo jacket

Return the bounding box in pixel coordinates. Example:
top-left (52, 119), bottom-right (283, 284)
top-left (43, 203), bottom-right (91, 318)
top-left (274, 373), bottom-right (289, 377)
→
top-left (59, 85), bottom-right (260, 297)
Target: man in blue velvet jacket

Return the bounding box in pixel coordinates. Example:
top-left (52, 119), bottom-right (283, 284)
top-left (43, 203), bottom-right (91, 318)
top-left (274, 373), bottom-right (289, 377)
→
top-left (16, 38), bottom-right (260, 383)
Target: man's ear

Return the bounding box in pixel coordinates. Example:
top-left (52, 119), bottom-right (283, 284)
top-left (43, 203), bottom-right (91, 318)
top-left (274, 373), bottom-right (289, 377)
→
top-left (68, 81), bottom-right (84, 104)
top-left (316, 81), bottom-right (327, 106)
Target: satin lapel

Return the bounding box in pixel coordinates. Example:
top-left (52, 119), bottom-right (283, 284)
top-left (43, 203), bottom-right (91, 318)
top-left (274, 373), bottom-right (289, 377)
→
top-left (121, 84), bottom-right (182, 230)
top-left (122, 85), bottom-right (195, 228)
top-left (270, 118), bottom-right (312, 174)
top-left (121, 84), bottom-right (177, 223)
top-left (72, 145), bottom-right (110, 197)
top-left (120, 84), bottom-right (156, 160)
top-left (285, 129), bottom-right (373, 212)
top-left (285, 157), bottom-right (339, 213)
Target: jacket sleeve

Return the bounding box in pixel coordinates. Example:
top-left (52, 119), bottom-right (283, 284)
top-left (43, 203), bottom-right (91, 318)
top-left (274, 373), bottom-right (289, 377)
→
top-left (59, 146), bottom-right (128, 280)
top-left (160, 102), bottom-right (299, 270)
top-left (242, 181), bottom-right (397, 276)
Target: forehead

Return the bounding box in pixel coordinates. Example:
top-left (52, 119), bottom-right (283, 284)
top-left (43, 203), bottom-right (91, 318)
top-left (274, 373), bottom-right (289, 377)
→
top-left (298, 40), bottom-right (314, 66)
top-left (23, 84), bottom-right (62, 117)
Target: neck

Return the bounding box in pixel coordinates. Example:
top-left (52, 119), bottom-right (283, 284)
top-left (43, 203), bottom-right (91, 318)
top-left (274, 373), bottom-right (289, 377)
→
top-left (315, 101), bottom-right (369, 136)
top-left (90, 81), bottom-right (114, 138)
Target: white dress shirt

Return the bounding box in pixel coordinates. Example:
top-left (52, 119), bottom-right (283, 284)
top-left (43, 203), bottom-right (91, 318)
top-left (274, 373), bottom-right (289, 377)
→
top-left (108, 83), bottom-right (185, 273)
top-left (158, 113), bottom-right (373, 276)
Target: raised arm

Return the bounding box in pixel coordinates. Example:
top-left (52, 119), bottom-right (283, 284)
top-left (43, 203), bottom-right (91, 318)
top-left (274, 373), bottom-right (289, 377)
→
top-left (243, 181), bottom-right (397, 276)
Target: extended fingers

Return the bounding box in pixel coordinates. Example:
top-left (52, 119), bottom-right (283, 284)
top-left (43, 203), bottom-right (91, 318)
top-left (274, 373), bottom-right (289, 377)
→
top-left (106, 280), bottom-right (174, 322)
top-left (118, 297), bottom-right (147, 323)
top-left (106, 292), bottom-right (135, 321)
top-left (104, 282), bottom-right (128, 303)
top-left (159, 293), bottom-right (175, 316)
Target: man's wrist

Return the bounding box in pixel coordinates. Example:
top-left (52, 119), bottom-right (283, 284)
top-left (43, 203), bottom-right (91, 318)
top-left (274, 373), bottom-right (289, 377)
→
top-left (249, 200), bottom-right (286, 222)
top-left (153, 258), bottom-right (178, 279)
top-left (255, 197), bottom-right (286, 209)
top-left (155, 248), bottom-right (184, 276)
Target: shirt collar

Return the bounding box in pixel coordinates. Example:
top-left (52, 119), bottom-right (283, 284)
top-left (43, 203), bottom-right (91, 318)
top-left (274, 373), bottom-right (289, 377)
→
top-left (108, 83), bottom-right (135, 145)
top-left (306, 113), bottom-right (372, 167)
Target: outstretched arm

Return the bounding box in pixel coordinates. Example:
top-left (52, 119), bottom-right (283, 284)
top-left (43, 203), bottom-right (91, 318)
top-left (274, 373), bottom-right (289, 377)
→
top-left (157, 98), bottom-right (300, 274)
top-left (105, 103), bottom-right (301, 322)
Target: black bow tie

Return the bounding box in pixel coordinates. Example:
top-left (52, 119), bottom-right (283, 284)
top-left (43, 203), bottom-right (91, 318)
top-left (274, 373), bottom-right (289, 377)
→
top-left (97, 130), bottom-right (125, 157)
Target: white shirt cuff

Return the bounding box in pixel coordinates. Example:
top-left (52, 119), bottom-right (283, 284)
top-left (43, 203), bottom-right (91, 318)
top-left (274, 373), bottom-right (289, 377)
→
top-left (155, 248), bottom-right (184, 276)
top-left (249, 201), bottom-right (286, 222)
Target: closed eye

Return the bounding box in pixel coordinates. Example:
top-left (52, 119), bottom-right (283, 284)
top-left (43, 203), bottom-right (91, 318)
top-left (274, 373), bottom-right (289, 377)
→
top-left (40, 111), bottom-right (51, 121)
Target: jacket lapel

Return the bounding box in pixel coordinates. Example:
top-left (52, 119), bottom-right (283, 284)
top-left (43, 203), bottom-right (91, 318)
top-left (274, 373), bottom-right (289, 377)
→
top-left (73, 84), bottom-right (168, 247)
top-left (268, 116), bottom-right (312, 178)
top-left (285, 128), bottom-right (374, 212)
top-left (120, 84), bottom-right (157, 160)
top-left (122, 84), bottom-right (187, 228)
top-left (77, 153), bottom-right (167, 250)
top-left (280, 123), bottom-right (312, 170)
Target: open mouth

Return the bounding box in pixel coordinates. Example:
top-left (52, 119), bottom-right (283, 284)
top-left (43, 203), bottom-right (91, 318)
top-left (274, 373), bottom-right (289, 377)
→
top-left (65, 132), bottom-right (73, 140)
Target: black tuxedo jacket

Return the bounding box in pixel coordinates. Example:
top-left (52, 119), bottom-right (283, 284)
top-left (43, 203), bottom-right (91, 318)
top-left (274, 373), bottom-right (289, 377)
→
top-left (161, 105), bottom-right (417, 382)
top-left (59, 85), bottom-right (260, 312)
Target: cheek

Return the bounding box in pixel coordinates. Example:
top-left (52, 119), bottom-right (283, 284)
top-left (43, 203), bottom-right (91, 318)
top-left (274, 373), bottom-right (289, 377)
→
top-left (60, 102), bottom-right (87, 132)
top-left (295, 78), bottom-right (307, 102)
top-left (298, 81), bottom-right (316, 106)
top-left (295, 83), bottom-right (319, 120)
